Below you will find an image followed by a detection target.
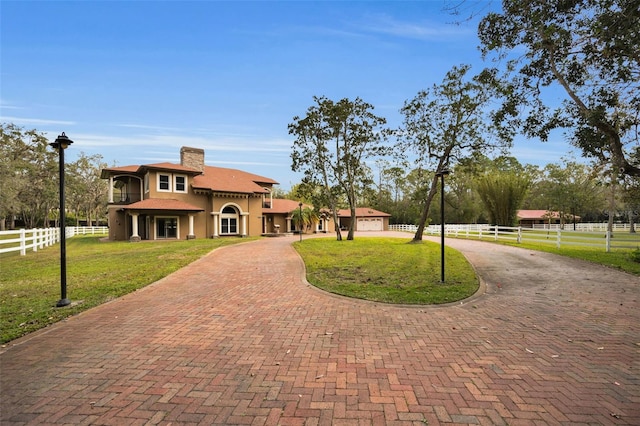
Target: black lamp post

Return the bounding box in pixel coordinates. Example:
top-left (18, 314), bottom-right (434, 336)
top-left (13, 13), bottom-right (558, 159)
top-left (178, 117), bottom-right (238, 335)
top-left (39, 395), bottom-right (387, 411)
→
top-left (298, 202), bottom-right (303, 242)
top-left (435, 169), bottom-right (450, 283)
top-left (50, 132), bottom-right (73, 307)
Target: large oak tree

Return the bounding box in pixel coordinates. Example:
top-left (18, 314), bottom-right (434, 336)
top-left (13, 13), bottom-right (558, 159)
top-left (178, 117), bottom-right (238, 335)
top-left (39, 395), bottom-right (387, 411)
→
top-left (289, 97), bottom-right (390, 240)
top-left (478, 0), bottom-right (640, 177)
top-left (398, 64), bottom-right (509, 241)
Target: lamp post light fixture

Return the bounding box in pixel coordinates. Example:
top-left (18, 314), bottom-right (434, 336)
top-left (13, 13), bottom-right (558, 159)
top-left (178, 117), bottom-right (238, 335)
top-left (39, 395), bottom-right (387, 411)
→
top-left (298, 202), bottom-right (303, 242)
top-left (435, 169), bottom-right (450, 283)
top-left (50, 132), bottom-right (73, 307)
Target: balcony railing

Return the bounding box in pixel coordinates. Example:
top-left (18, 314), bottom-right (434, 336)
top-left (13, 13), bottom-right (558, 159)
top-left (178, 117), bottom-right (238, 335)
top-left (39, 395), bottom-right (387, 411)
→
top-left (111, 192), bottom-right (142, 204)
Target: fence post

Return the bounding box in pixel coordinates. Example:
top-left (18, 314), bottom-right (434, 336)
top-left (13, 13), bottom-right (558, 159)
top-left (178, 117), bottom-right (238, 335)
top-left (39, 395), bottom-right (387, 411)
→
top-left (556, 229), bottom-right (561, 249)
top-left (20, 228), bottom-right (26, 256)
top-left (33, 229), bottom-right (39, 253)
top-left (517, 227), bottom-right (522, 244)
top-left (494, 226), bottom-right (498, 241)
top-left (606, 230), bottom-right (611, 253)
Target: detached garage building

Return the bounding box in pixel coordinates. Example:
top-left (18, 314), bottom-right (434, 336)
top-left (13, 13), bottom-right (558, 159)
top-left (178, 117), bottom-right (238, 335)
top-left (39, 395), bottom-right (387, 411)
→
top-left (337, 208), bottom-right (391, 232)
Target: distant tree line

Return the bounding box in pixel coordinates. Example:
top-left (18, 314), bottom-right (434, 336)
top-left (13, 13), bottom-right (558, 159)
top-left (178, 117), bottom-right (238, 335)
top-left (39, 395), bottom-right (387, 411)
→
top-left (289, 0), bottom-right (639, 240)
top-left (0, 123), bottom-right (109, 230)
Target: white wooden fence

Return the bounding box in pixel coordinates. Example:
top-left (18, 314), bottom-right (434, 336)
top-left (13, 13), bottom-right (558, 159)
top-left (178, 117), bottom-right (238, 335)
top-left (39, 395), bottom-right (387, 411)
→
top-left (0, 226), bottom-right (109, 256)
top-left (389, 223), bottom-right (639, 252)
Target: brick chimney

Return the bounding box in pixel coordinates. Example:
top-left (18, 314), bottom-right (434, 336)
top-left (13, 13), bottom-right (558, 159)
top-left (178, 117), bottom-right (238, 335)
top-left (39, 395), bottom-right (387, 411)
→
top-left (180, 146), bottom-right (205, 172)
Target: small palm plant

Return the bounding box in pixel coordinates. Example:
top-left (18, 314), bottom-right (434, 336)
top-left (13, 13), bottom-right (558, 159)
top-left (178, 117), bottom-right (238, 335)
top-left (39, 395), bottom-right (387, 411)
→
top-left (291, 206), bottom-right (319, 234)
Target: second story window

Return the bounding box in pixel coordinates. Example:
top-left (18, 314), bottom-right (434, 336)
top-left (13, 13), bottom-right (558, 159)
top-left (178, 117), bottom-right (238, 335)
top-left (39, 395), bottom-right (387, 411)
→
top-left (175, 175), bottom-right (187, 193)
top-left (158, 174), bottom-right (171, 191)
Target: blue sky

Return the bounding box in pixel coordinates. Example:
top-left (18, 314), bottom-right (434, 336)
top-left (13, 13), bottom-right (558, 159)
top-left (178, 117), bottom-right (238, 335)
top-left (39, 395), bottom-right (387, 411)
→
top-left (1, 1), bottom-right (573, 190)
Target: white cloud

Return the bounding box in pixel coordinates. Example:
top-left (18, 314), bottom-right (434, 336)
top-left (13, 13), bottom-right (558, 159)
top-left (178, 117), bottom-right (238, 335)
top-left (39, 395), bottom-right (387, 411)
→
top-left (357, 14), bottom-right (472, 40)
top-left (0, 102), bottom-right (24, 110)
top-left (0, 116), bottom-right (76, 126)
top-left (208, 160), bottom-right (288, 167)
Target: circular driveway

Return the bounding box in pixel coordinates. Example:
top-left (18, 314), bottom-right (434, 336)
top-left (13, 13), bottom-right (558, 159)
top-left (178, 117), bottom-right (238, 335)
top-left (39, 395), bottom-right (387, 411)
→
top-left (1, 232), bottom-right (639, 425)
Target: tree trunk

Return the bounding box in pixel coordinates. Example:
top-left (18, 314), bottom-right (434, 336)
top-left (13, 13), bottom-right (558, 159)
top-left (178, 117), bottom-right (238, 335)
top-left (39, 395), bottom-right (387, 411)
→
top-left (332, 210), bottom-right (342, 241)
top-left (347, 207), bottom-right (356, 240)
top-left (412, 176), bottom-right (440, 242)
top-left (629, 210), bottom-right (636, 234)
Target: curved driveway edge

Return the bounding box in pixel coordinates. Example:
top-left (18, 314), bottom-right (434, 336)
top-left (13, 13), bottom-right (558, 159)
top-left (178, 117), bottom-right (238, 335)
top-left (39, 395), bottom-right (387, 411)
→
top-left (1, 232), bottom-right (639, 425)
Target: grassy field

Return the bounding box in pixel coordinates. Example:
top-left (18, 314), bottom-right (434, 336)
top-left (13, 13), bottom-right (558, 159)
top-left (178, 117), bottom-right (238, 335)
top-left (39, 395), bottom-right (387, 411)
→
top-left (293, 237), bottom-right (479, 304)
top-left (502, 241), bottom-right (640, 275)
top-left (435, 229), bottom-right (640, 275)
top-left (0, 235), bottom-right (254, 343)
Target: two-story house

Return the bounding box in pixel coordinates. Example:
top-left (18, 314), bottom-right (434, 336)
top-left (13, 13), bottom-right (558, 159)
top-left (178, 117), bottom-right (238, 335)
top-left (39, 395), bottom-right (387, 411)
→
top-left (101, 146), bottom-right (278, 241)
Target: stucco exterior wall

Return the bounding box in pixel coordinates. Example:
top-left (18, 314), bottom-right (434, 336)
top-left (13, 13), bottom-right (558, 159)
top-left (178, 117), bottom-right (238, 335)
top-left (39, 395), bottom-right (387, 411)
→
top-left (267, 214), bottom-right (290, 234)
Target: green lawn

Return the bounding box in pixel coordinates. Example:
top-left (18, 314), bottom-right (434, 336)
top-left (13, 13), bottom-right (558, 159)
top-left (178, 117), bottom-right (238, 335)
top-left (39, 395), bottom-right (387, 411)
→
top-left (435, 229), bottom-right (640, 275)
top-left (0, 235), bottom-right (254, 343)
top-left (293, 237), bottom-right (479, 305)
top-left (501, 241), bottom-right (640, 275)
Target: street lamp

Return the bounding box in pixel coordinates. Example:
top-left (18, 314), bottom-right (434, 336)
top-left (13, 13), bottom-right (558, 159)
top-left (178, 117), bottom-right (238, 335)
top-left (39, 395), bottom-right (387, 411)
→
top-left (50, 132), bottom-right (73, 307)
top-left (298, 202), bottom-right (303, 242)
top-left (435, 169), bottom-right (450, 283)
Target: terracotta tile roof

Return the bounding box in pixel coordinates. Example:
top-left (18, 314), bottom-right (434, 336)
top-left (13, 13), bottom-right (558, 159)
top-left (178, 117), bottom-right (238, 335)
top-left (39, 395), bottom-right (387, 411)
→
top-left (140, 162), bottom-right (202, 174)
top-left (264, 199), bottom-right (308, 214)
top-left (100, 165), bottom-right (140, 179)
top-left (102, 160), bottom-right (277, 194)
top-left (517, 210), bottom-right (560, 220)
top-left (125, 199), bottom-right (204, 211)
top-left (192, 165), bottom-right (277, 194)
top-left (100, 163), bottom-right (200, 179)
top-left (337, 207), bottom-right (391, 218)
top-left (517, 210), bottom-right (580, 220)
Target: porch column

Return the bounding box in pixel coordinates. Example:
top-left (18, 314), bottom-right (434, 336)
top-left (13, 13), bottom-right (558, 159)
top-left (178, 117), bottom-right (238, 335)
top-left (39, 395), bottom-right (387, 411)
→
top-left (108, 176), bottom-right (114, 203)
top-left (130, 213), bottom-right (141, 242)
top-left (187, 214), bottom-right (195, 239)
top-left (286, 217), bottom-right (291, 233)
top-left (241, 213), bottom-right (247, 237)
top-left (211, 213), bottom-right (219, 238)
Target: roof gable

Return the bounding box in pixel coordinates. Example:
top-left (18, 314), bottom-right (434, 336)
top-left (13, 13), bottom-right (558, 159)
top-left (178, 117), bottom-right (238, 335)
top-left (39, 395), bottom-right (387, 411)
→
top-left (100, 162), bottom-right (201, 179)
top-left (265, 199), bottom-right (308, 214)
top-left (338, 208), bottom-right (391, 218)
top-left (517, 210), bottom-right (560, 220)
top-left (192, 165), bottom-right (277, 194)
top-left (140, 162), bottom-right (202, 174)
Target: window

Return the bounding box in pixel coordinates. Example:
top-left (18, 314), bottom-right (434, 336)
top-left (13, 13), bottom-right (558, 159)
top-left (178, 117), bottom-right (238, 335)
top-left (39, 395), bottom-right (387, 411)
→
top-left (221, 206), bottom-right (238, 235)
top-left (174, 175), bottom-right (187, 193)
top-left (158, 174), bottom-right (171, 191)
top-left (157, 217), bottom-right (178, 239)
top-left (144, 174), bottom-right (149, 193)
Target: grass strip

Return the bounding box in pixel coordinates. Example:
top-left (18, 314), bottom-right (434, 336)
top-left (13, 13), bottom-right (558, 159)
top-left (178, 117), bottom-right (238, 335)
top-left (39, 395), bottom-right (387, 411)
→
top-left (293, 237), bottom-right (479, 305)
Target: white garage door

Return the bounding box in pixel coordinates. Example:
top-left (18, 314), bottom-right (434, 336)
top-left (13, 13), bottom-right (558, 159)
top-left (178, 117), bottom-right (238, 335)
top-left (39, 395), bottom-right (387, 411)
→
top-left (357, 218), bottom-right (383, 231)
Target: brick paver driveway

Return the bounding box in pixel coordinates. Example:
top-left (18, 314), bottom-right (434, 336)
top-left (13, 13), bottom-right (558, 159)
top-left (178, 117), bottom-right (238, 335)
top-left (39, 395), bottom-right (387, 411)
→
top-left (1, 232), bottom-right (639, 425)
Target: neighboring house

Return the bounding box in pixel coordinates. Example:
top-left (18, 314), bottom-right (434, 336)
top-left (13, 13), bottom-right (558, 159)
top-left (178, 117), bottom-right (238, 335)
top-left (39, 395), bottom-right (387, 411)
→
top-left (262, 199), bottom-right (333, 234)
top-left (101, 147), bottom-right (278, 241)
top-left (517, 210), bottom-right (580, 228)
top-left (337, 208), bottom-right (391, 231)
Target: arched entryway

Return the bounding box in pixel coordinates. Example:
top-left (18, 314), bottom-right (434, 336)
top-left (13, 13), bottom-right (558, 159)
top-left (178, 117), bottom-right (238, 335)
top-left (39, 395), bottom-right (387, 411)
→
top-left (212, 203), bottom-right (248, 237)
top-left (220, 205), bottom-right (239, 235)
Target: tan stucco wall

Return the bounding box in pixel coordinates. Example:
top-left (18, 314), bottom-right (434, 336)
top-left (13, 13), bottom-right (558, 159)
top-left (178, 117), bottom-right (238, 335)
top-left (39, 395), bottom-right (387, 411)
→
top-left (107, 209), bottom-right (128, 241)
top-left (267, 214), bottom-right (290, 234)
top-left (210, 194), bottom-right (266, 237)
